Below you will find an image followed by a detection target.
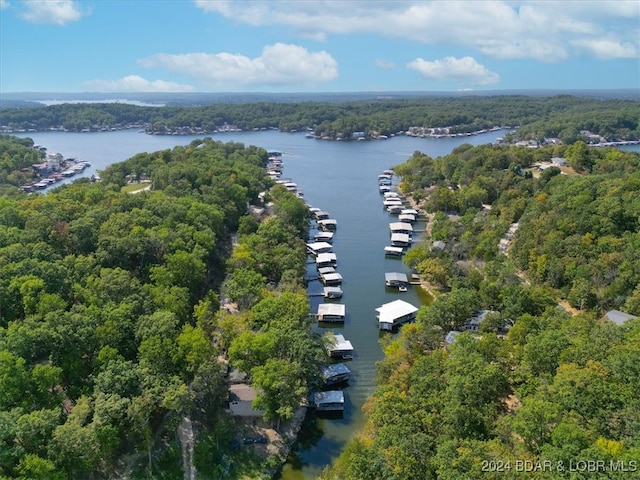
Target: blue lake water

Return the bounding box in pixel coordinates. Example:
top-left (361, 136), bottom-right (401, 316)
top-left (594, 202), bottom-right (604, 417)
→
top-left (16, 128), bottom-right (632, 479)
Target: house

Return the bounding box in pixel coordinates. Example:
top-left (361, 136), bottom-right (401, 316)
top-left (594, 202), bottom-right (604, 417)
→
top-left (317, 303), bottom-right (346, 322)
top-left (431, 240), bottom-right (446, 251)
top-left (376, 299), bottom-right (419, 331)
top-left (605, 310), bottom-right (638, 326)
top-left (228, 384), bottom-right (265, 417)
top-left (445, 331), bottom-right (461, 345)
top-left (551, 157), bottom-right (568, 167)
top-left (463, 309), bottom-right (498, 332)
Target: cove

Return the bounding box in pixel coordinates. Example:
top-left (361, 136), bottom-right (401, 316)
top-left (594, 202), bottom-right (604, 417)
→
top-left (16, 128), bottom-right (508, 478)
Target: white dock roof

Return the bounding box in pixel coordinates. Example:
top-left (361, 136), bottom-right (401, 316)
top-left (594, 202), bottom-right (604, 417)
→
top-left (390, 233), bottom-right (410, 243)
top-left (321, 272), bottom-right (343, 283)
top-left (385, 272), bottom-right (408, 283)
top-left (318, 266), bottom-right (336, 275)
top-left (306, 241), bottom-right (333, 252)
top-left (318, 218), bottom-right (338, 227)
top-left (316, 252), bottom-right (337, 264)
top-left (401, 208), bottom-right (419, 215)
top-left (376, 299), bottom-right (419, 325)
top-left (389, 222), bottom-right (414, 232)
top-left (329, 334), bottom-right (353, 351)
top-left (318, 303), bottom-right (346, 317)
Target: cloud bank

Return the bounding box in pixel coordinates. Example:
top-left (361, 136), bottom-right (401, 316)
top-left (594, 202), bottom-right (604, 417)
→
top-left (81, 75), bottom-right (195, 93)
top-left (194, 0), bottom-right (639, 62)
top-left (407, 56), bottom-right (500, 86)
top-left (138, 43), bottom-right (338, 88)
top-left (18, 0), bottom-right (88, 25)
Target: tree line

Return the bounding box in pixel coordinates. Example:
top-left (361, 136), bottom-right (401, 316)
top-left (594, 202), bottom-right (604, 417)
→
top-left (1, 95), bottom-right (639, 142)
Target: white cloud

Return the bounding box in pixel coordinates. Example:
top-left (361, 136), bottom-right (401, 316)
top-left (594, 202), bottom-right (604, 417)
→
top-left (0, 0), bottom-right (9, 10)
top-left (407, 56), bottom-right (500, 86)
top-left (138, 43), bottom-right (338, 89)
top-left (19, 0), bottom-right (87, 25)
top-left (571, 38), bottom-right (638, 60)
top-left (193, 1), bottom-right (640, 62)
top-left (81, 75), bottom-right (196, 93)
top-left (375, 59), bottom-right (395, 70)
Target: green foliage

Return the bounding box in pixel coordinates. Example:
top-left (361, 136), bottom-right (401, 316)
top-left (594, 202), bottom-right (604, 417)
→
top-left (0, 137), bottom-right (277, 477)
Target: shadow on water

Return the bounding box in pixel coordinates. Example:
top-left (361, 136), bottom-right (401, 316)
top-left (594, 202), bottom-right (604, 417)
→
top-left (276, 394), bottom-right (357, 479)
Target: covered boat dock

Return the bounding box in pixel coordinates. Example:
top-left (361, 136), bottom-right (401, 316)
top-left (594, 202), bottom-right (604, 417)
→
top-left (376, 299), bottom-right (419, 331)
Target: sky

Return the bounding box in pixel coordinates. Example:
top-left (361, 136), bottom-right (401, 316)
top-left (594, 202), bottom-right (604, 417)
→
top-left (0, 0), bottom-right (639, 94)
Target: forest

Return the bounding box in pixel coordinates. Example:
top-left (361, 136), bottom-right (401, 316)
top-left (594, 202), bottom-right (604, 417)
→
top-left (1, 95), bottom-right (639, 144)
top-left (2, 95), bottom-right (640, 479)
top-left (319, 142), bottom-right (640, 479)
top-left (0, 137), bottom-right (324, 479)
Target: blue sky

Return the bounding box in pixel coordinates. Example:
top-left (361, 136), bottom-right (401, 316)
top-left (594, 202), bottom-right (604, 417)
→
top-left (1, 0), bottom-right (639, 93)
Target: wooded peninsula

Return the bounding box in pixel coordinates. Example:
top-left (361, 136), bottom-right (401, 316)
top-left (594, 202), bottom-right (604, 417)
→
top-left (0, 94), bottom-right (639, 479)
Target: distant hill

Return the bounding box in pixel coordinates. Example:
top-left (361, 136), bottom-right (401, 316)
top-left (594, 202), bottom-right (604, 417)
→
top-left (1, 89), bottom-right (638, 109)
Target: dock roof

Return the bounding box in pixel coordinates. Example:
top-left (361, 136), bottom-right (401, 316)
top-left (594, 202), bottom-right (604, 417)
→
top-left (323, 286), bottom-right (343, 296)
top-left (389, 222), bottom-right (414, 232)
top-left (321, 272), bottom-right (343, 282)
top-left (321, 363), bottom-right (350, 379)
top-left (316, 252), bottom-right (337, 264)
top-left (318, 303), bottom-right (346, 317)
top-left (390, 233), bottom-right (410, 243)
top-left (401, 208), bottom-right (419, 215)
top-left (376, 299), bottom-right (419, 325)
top-left (329, 334), bottom-right (353, 352)
top-left (385, 272), bottom-right (408, 283)
top-left (306, 241), bottom-right (333, 252)
top-left (311, 390), bottom-right (345, 406)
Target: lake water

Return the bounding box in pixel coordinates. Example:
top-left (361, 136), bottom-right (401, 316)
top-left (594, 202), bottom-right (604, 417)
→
top-left (17, 128), bottom-right (636, 479)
